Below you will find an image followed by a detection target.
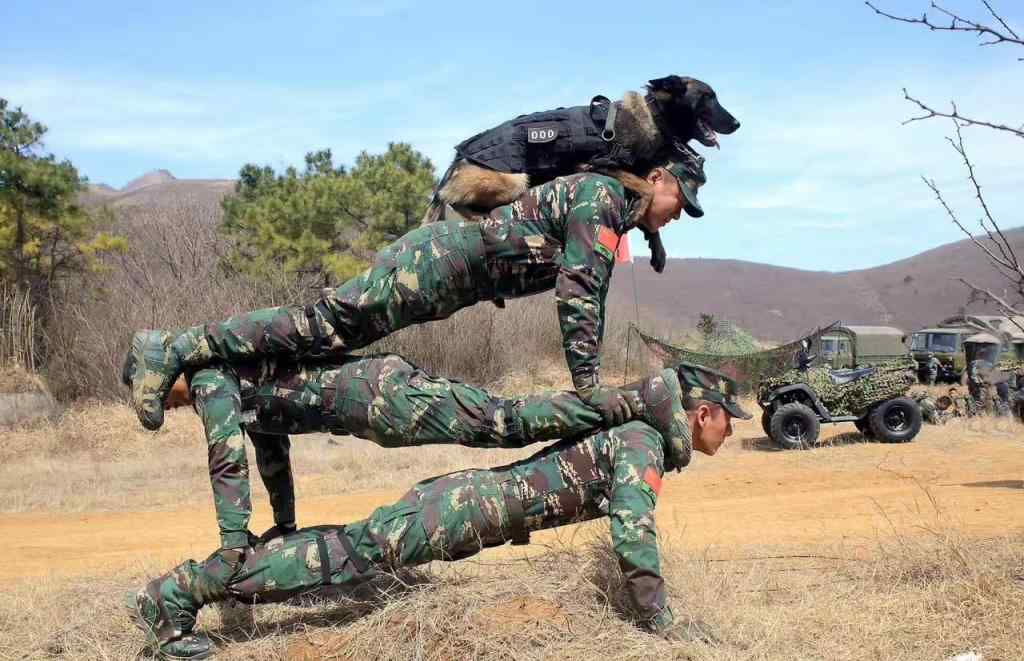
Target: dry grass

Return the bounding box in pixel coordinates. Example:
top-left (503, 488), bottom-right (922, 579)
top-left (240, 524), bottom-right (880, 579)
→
top-left (3, 380), bottom-right (1023, 659)
top-left (1, 529), bottom-right (1021, 661)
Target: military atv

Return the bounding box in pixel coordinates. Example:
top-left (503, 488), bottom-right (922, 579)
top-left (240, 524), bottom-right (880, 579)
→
top-left (757, 358), bottom-right (921, 449)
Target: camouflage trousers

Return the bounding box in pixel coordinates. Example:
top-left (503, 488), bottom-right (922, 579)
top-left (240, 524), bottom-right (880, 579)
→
top-left (178, 222), bottom-right (495, 367)
top-left (153, 465), bottom-right (528, 613)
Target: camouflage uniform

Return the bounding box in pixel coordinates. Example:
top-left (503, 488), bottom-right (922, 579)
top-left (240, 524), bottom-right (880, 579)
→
top-left (129, 171), bottom-right (673, 431)
top-left (926, 354), bottom-right (940, 386)
top-left (132, 364), bottom-right (750, 658)
top-left (910, 391), bottom-right (943, 425)
top-left (190, 354), bottom-right (690, 551)
top-left (967, 358), bottom-right (995, 415)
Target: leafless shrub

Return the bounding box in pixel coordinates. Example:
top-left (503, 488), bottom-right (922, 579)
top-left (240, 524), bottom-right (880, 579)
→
top-left (0, 283), bottom-right (37, 371)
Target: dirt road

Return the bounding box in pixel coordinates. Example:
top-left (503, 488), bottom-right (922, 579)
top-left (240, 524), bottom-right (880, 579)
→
top-left (5, 424), bottom-right (1023, 580)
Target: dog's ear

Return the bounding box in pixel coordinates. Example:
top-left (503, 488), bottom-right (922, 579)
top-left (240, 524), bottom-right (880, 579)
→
top-left (647, 75), bottom-right (688, 95)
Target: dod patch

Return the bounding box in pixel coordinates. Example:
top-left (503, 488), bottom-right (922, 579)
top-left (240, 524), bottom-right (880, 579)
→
top-left (526, 124), bottom-right (558, 144)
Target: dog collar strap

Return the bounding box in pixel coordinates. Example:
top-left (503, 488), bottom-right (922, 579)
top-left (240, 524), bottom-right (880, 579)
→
top-left (645, 92), bottom-right (674, 141)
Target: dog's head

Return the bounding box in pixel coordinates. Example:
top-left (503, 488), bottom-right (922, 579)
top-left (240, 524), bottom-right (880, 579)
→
top-left (647, 75), bottom-right (740, 149)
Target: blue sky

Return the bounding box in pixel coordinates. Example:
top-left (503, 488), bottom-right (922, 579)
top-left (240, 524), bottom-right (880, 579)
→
top-left (3, 0), bottom-right (1021, 271)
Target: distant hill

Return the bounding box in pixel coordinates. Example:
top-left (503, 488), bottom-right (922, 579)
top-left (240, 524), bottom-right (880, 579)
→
top-left (82, 170), bottom-right (234, 211)
top-left (83, 172), bottom-right (1019, 342)
top-left (608, 229), bottom-right (1024, 342)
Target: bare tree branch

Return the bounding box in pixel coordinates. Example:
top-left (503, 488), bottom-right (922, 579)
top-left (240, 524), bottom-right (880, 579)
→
top-left (958, 278), bottom-right (1024, 335)
top-left (947, 120), bottom-right (1019, 271)
top-left (900, 89), bottom-right (1024, 139)
top-left (865, 1), bottom-right (1024, 56)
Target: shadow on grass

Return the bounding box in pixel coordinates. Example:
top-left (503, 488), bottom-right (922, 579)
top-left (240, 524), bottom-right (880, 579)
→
top-left (208, 569), bottom-right (433, 645)
top-left (959, 479), bottom-right (1024, 490)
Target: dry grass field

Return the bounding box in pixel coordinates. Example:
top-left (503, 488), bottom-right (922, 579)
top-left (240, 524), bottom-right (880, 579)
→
top-left (1, 378), bottom-right (1023, 660)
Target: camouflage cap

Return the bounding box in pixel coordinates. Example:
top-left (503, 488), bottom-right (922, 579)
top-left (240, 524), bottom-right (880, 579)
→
top-left (676, 361), bottom-right (752, 419)
top-left (658, 147), bottom-right (706, 218)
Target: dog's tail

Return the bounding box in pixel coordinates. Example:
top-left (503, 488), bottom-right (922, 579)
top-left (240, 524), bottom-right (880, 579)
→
top-left (420, 162), bottom-right (457, 225)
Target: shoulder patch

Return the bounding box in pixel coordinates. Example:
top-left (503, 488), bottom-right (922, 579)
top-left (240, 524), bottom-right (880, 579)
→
top-left (642, 466), bottom-right (662, 497)
top-left (596, 225), bottom-right (619, 262)
top-left (526, 124), bottom-right (559, 144)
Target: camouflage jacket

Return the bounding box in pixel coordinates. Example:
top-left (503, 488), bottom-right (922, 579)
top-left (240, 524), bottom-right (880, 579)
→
top-left (480, 173), bottom-right (640, 394)
top-left (490, 420), bottom-right (669, 625)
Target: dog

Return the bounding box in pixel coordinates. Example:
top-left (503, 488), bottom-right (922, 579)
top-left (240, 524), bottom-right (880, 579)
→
top-left (423, 75), bottom-right (739, 226)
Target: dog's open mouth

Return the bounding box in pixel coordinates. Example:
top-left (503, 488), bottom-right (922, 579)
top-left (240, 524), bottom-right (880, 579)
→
top-left (696, 119), bottom-right (720, 149)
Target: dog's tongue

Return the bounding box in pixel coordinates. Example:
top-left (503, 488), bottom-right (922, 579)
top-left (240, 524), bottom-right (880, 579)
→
top-left (698, 119), bottom-right (720, 149)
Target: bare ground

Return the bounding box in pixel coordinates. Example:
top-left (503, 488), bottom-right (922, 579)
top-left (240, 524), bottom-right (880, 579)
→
top-left (1, 388), bottom-right (1023, 660)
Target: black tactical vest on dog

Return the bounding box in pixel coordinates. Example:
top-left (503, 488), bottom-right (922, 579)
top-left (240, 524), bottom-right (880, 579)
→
top-left (454, 96), bottom-right (639, 185)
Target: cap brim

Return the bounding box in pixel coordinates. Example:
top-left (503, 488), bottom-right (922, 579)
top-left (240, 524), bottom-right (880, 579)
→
top-left (680, 179), bottom-right (703, 218)
top-left (723, 400), bottom-right (753, 420)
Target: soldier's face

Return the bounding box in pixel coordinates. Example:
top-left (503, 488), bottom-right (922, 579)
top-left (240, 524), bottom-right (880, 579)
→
top-left (639, 168), bottom-right (685, 232)
top-left (690, 403), bottom-right (733, 456)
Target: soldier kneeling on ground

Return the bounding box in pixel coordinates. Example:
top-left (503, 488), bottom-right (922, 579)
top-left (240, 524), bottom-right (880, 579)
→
top-left (911, 390), bottom-right (946, 425)
top-left (128, 362), bottom-right (750, 659)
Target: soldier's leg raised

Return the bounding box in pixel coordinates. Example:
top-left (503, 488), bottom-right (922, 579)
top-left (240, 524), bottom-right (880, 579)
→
top-left (125, 223), bottom-right (488, 431)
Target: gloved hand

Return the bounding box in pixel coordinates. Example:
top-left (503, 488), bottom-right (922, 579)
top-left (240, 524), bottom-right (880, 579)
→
top-left (258, 522), bottom-right (297, 544)
top-left (193, 547), bottom-right (246, 602)
top-left (582, 385), bottom-right (638, 427)
top-left (643, 229), bottom-right (667, 274)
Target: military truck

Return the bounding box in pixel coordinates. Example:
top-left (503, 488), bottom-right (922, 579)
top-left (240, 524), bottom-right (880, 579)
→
top-left (818, 325), bottom-right (909, 370)
top-left (909, 315), bottom-right (1016, 382)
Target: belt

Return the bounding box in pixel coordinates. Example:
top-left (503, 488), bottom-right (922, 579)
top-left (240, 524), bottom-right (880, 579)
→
top-left (500, 480), bottom-right (530, 546)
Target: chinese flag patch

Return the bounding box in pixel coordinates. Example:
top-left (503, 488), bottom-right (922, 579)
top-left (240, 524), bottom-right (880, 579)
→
top-left (595, 226), bottom-right (619, 262)
top-left (642, 467), bottom-right (662, 497)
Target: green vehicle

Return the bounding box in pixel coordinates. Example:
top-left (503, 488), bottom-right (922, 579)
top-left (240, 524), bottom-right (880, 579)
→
top-left (818, 325), bottom-right (909, 369)
top-left (757, 358), bottom-right (920, 450)
top-left (910, 315), bottom-right (1014, 382)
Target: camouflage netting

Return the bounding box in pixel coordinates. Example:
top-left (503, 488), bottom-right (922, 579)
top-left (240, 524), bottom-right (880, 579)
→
top-left (758, 357), bottom-right (917, 416)
top-left (632, 322), bottom-right (838, 394)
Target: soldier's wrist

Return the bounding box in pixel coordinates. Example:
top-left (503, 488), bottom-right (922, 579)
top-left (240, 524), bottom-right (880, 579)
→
top-left (221, 531), bottom-right (252, 550)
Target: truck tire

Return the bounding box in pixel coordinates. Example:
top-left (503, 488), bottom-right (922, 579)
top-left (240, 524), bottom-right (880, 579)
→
top-left (770, 402), bottom-right (820, 450)
top-left (868, 397), bottom-right (922, 443)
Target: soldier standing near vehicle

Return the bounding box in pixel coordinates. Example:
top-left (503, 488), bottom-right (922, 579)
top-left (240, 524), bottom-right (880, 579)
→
top-left (926, 352), bottom-right (941, 386)
top-left (126, 159), bottom-right (705, 433)
top-left (142, 351), bottom-right (690, 553)
top-left (128, 365), bottom-right (752, 659)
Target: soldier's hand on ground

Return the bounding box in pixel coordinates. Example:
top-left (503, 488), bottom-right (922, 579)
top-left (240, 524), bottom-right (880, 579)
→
top-left (582, 385), bottom-right (637, 427)
top-left (258, 523), bottom-right (297, 544)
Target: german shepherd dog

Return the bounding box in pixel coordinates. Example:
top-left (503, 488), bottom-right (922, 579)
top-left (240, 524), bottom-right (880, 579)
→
top-left (423, 75), bottom-right (740, 226)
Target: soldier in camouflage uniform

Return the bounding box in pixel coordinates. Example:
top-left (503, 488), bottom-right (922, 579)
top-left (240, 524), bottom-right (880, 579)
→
top-left (125, 158), bottom-right (704, 433)
top-left (129, 364), bottom-right (750, 659)
top-left (910, 390), bottom-right (944, 425)
top-left (146, 351), bottom-right (692, 554)
top-left (926, 352), bottom-right (940, 386)
top-left (967, 357), bottom-right (995, 415)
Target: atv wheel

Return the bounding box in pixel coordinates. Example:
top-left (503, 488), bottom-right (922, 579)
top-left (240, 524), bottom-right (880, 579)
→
top-left (769, 402), bottom-right (820, 450)
top-left (868, 397), bottom-right (922, 443)
top-left (761, 410), bottom-right (773, 437)
top-left (854, 417), bottom-right (874, 438)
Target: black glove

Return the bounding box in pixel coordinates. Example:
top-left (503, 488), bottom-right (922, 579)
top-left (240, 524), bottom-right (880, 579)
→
top-left (582, 385), bottom-right (637, 427)
top-left (258, 522), bottom-right (297, 544)
top-left (643, 229), bottom-right (666, 274)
